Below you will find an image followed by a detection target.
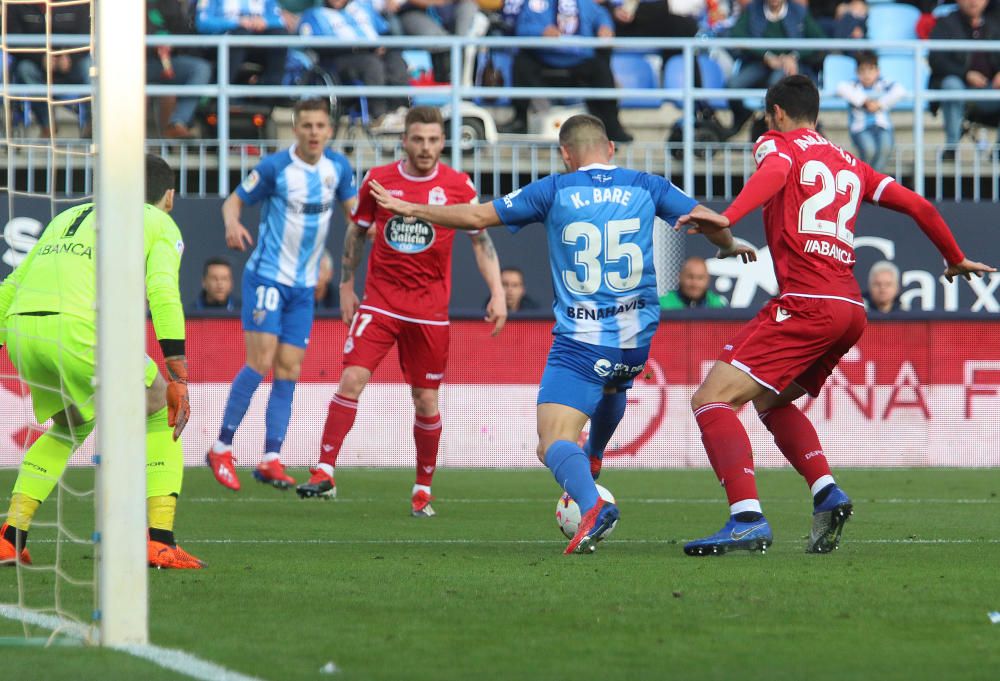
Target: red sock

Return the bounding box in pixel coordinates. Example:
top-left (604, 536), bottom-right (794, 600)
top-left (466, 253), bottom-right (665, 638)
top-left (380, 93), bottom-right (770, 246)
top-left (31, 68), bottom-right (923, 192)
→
top-left (694, 402), bottom-right (759, 506)
top-left (413, 413), bottom-right (442, 487)
top-left (758, 404), bottom-right (831, 488)
top-left (319, 394), bottom-right (358, 468)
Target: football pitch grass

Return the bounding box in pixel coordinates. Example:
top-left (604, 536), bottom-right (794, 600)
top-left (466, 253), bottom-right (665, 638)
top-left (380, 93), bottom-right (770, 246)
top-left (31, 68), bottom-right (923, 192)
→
top-left (2, 468), bottom-right (998, 681)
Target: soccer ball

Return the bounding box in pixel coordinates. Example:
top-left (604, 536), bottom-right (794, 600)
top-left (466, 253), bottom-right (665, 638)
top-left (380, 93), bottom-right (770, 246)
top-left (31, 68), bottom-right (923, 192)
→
top-left (555, 484), bottom-right (617, 540)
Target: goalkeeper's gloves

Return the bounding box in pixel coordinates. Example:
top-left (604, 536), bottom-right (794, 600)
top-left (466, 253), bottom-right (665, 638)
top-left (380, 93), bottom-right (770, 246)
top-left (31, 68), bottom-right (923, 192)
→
top-left (164, 356), bottom-right (190, 441)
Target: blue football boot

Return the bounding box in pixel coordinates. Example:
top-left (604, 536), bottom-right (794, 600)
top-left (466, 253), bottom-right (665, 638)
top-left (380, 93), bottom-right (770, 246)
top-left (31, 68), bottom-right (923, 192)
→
top-left (808, 484), bottom-right (853, 554)
top-left (684, 515), bottom-right (773, 556)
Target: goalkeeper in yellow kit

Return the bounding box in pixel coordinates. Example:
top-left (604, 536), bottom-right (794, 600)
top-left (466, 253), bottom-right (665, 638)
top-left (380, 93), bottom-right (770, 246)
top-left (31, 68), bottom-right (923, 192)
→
top-left (0, 154), bottom-right (203, 569)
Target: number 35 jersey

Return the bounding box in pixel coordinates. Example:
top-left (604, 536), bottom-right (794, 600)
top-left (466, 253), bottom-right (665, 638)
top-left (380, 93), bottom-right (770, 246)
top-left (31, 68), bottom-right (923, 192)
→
top-left (493, 163), bottom-right (697, 349)
top-left (753, 129), bottom-right (892, 305)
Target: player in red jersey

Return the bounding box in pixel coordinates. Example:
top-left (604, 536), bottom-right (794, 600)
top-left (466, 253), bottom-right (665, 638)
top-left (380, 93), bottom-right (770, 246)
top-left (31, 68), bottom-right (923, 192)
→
top-left (296, 107), bottom-right (507, 515)
top-left (676, 76), bottom-right (995, 556)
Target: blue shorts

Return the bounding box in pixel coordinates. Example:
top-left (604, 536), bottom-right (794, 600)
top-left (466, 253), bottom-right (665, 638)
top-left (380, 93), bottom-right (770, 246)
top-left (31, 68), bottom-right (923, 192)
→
top-left (537, 335), bottom-right (650, 416)
top-left (240, 269), bottom-right (315, 348)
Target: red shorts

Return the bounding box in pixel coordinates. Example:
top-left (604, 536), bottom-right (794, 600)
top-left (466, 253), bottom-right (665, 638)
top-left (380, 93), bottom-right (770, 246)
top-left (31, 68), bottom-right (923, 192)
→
top-left (719, 295), bottom-right (867, 397)
top-left (343, 308), bottom-right (450, 389)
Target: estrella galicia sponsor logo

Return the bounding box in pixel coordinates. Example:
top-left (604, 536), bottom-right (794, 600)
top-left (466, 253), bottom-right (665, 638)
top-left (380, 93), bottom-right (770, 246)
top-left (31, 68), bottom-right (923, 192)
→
top-left (566, 298), bottom-right (645, 320)
top-left (593, 359), bottom-right (612, 377)
top-left (385, 215), bottom-right (435, 254)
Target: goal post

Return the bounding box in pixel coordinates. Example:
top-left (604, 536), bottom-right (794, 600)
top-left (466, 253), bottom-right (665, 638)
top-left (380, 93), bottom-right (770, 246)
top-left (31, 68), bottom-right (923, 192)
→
top-left (93, 0), bottom-right (148, 646)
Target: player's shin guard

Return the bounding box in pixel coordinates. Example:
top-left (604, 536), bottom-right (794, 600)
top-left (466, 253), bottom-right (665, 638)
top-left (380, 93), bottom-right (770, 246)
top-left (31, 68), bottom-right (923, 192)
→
top-left (413, 413), bottom-right (442, 487)
top-left (758, 404), bottom-right (832, 489)
top-left (585, 390), bottom-right (626, 460)
top-left (147, 406), bottom-right (184, 498)
top-left (694, 402), bottom-right (760, 507)
top-left (545, 440), bottom-right (599, 514)
top-left (218, 366), bottom-right (263, 445)
top-left (12, 420), bottom-right (93, 505)
top-left (264, 379), bottom-right (296, 455)
top-left (319, 393), bottom-right (358, 467)
top-left (147, 407), bottom-right (184, 546)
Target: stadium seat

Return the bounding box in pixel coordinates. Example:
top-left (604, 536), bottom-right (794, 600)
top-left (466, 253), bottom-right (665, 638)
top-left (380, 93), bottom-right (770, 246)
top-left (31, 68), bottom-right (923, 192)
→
top-left (403, 49), bottom-right (449, 106)
top-left (877, 53), bottom-right (926, 111)
top-left (932, 3), bottom-right (957, 17)
top-left (867, 4), bottom-right (922, 42)
top-left (611, 52), bottom-right (662, 109)
top-left (663, 55), bottom-right (727, 111)
top-left (820, 54), bottom-right (858, 111)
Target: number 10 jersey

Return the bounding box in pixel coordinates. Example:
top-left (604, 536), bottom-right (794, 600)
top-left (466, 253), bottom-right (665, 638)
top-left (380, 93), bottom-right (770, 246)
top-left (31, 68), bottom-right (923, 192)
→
top-left (752, 129), bottom-right (893, 305)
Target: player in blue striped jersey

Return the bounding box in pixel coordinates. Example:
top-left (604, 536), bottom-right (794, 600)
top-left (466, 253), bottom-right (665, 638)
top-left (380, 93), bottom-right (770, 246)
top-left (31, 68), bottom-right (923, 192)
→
top-left (207, 98), bottom-right (358, 492)
top-left (370, 114), bottom-right (755, 553)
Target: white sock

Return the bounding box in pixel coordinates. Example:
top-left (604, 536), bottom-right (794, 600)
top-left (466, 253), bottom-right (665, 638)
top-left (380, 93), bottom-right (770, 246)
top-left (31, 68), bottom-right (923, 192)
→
top-left (811, 475), bottom-right (836, 498)
top-left (317, 462), bottom-right (334, 478)
top-left (262, 452), bottom-right (280, 464)
top-left (211, 440), bottom-right (231, 454)
top-left (730, 498), bottom-right (763, 516)
top-left (412, 483), bottom-right (431, 496)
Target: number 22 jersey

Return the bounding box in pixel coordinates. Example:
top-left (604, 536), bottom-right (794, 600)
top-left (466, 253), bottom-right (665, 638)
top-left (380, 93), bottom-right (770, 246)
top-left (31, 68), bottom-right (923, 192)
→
top-left (752, 129), bottom-right (892, 305)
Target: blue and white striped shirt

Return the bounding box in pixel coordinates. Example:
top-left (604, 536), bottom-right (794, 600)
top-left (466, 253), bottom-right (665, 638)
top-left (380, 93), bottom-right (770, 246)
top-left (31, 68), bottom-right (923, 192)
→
top-left (238, 146), bottom-right (357, 287)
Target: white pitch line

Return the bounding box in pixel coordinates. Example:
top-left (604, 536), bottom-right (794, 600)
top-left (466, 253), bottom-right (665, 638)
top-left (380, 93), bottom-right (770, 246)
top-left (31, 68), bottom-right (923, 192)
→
top-left (174, 497), bottom-right (1000, 505)
top-left (175, 537), bottom-right (1000, 546)
top-left (0, 604), bottom-right (267, 681)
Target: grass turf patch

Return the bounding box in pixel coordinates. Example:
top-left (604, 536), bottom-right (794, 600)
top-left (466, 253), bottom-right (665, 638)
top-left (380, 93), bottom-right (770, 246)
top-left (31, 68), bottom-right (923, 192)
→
top-left (2, 468), bottom-right (999, 681)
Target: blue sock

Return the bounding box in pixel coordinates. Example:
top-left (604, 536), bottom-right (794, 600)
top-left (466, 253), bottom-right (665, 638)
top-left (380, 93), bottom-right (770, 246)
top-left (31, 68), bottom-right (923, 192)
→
top-left (584, 390), bottom-right (627, 460)
top-left (545, 440), bottom-right (600, 514)
top-left (218, 366), bottom-right (263, 445)
top-left (264, 379), bottom-right (296, 454)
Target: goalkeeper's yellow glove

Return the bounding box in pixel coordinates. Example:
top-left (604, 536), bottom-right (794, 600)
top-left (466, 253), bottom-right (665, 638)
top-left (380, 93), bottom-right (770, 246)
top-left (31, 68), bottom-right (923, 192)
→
top-left (165, 356), bottom-right (190, 441)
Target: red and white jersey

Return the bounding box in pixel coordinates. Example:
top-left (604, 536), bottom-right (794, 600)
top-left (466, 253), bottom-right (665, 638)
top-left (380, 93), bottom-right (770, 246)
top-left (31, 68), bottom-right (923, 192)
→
top-left (752, 128), bottom-right (893, 305)
top-left (352, 161), bottom-right (478, 324)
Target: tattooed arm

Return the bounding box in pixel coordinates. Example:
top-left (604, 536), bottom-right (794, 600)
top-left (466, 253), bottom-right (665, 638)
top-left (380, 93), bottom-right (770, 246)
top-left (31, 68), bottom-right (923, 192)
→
top-left (338, 219), bottom-right (369, 325)
top-left (470, 230), bottom-right (507, 336)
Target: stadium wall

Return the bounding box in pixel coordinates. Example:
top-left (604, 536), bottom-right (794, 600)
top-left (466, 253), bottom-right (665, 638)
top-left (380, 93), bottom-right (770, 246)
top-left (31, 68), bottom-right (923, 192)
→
top-left (2, 197), bottom-right (1000, 313)
top-left (1, 318), bottom-right (998, 469)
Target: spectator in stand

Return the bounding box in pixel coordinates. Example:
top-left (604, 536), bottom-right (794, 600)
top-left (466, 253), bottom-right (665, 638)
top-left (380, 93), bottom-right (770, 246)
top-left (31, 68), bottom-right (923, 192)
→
top-left (315, 249), bottom-right (339, 309)
top-left (7, 2), bottom-right (91, 138)
top-left (195, 257), bottom-right (238, 311)
top-left (291, 0), bottom-right (410, 131)
top-left (808, 0), bottom-right (867, 39)
top-left (148, 0), bottom-right (214, 139)
top-left (606, 0), bottom-right (699, 61)
top-left (836, 51), bottom-right (905, 171)
top-left (723, 0), bottom-right (826, 139)
top-left (929, 0), bottom-right (1000, 156)
top-left (398, 0), bottom-right (482, 82)
top-left (500, 0), bottom-right (633, 142)
top-left (864, 260), bottom-right (901, 313)
top-left (195, 0), bottom-right (289, 92)
top-left (660, 256), bottom-right (729, 309)
top-left (486, 267), bottom-right (540, 313)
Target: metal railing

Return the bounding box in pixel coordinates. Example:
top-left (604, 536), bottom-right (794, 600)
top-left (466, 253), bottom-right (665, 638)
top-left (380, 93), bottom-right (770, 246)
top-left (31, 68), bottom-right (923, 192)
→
top-left (5, 33), bottom-right (1000, 199)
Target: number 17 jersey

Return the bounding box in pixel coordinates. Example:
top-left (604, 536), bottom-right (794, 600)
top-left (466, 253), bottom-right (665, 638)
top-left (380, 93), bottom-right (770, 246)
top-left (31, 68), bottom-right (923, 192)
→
top-left (753, 128), bottom-right (892, 305)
